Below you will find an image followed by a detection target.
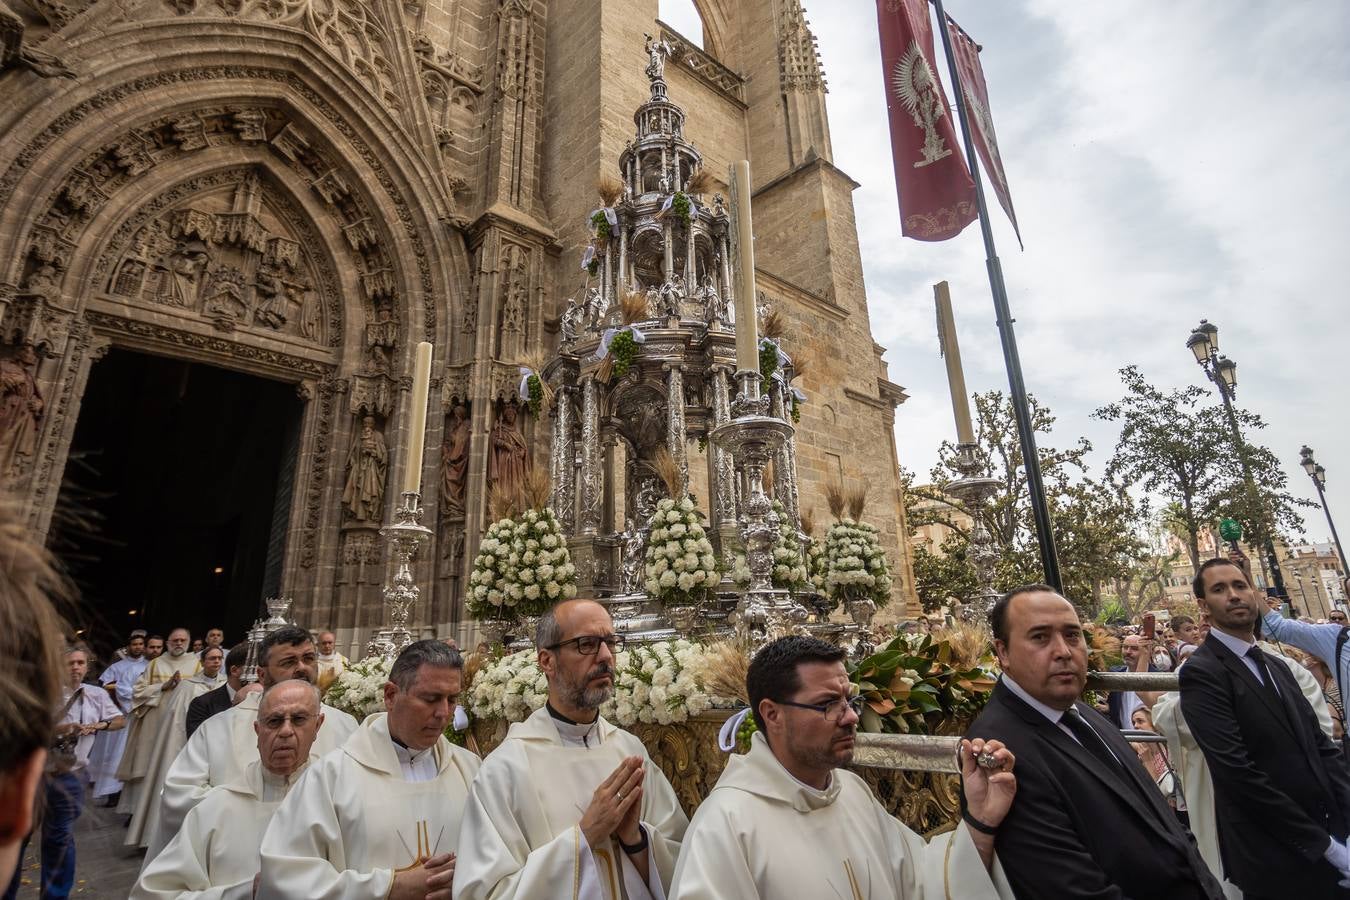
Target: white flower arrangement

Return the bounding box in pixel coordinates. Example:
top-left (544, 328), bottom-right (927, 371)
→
top-left (324, 655), bottom-right (392, 721)
top-left (468, 507), bottom-right (578, 622)
top-left (643, 497), bottom-right (719, 607)
top-left (729, 501), bottom-right (808, 591)
top-left (465, 640), bottom-right (738, 725)
top-left (822, 517), bottom-right (893, 608)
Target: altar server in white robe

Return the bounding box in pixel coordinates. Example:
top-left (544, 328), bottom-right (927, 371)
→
top-left (1151, 638), bottom-right (1334, 900)
top-left (454, 600), bottom-right (689, 900)
top-left (258, 640), bottom-right (480, 900)
top-left (118, 628), bottom-right (201, 844)
top-left (89, 631), bottom-right (150, 800)
top-left (316, 630), bottom-right (349, 693)
top-left (669, 635), bottom-right (1017, 900)
top-left (153, 626), bottom-right (357, 860)
top-left (132, 680), bottom-right (323, 900)
top-left (126, 646), bottom-right (226, 851)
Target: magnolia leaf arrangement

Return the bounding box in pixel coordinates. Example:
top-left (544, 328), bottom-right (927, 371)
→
top-left (849, 628), bottom-right (996, 735)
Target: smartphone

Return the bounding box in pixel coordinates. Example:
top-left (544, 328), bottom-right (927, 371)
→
top-left (1142, 613), bottom-right (1156, 640)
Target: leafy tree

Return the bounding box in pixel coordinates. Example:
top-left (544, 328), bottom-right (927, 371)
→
top-left (910, 534), bottom-right (978, 613)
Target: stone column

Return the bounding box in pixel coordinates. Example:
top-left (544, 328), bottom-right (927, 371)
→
top-left (665, 363), bottom-right (687, 496)
top-left (550, 385), bottom-right (575, 532)
top-left (663, 219), bottom-right (674, 283)
top-left (579, 376), bottom-right (602, 534)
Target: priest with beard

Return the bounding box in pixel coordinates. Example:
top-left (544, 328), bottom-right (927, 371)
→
top-left (454, 600), bottom-right (688, 900)
top-left (259, 640), bottom-right (480, 900)
top-left (118, 627), bottom-right (201, 846)
top-left (133, 680), bottom-right (323, 900)
top-left (153, 626), bottom-right (357, 861)
top-left (670, 636), bottom-right (1016, 900)
top-left (315, 631), bottom-right (348, 693)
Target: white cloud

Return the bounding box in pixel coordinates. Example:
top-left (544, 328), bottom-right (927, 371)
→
top-left (808, 0), bottom-right (1350, 542)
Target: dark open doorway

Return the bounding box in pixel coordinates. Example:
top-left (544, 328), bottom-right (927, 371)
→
top-left (50, 348), bottom-right (302, 657)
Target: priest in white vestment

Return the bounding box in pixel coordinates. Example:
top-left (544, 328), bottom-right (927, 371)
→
top-left (669, 635), bottom-right (1016, 900)
top-left (316, 630), bottom-right (349, 693)
top-left (259, 640), bottom-right (480, 900)
top-left (152, 626), bottom-right (358, 861)
top-left (1151, 639), bottom-right (1334, 900)
top-left (126, 646), bottom-right (226, 852)
top-left (118, 628), bottom-right (201, 841)
top-left (454, 600), bottom-right (689, 900)
top-left (89, 632), bottom-right (150, 800)
top-left (132, 680), bottom-right (324, 900)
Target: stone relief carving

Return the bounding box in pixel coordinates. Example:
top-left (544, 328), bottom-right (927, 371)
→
top-left (439, 402), bottom-right (470, 517)
top-left (0, 343), bottom-right (44, 478)
top-left (487, 402), bottom-right (529, 499)
top-left (300, 374), bottom-right (346, 567)
top-left (342, 414), bottom-right (388, 522)
top-left (496, 243), bottom-right (527, 358)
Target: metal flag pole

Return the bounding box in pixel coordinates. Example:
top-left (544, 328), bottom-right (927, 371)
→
top-left (930, 0), bottom-right (1062, 592)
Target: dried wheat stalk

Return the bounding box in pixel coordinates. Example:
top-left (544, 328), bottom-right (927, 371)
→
top-left (800, 508), bottom-right (816, 537)
top-left (487, 480), bottom-right (521, 522)
top-left (517, 349), bottom-right (555, 414)
top-left (760, 308), bottom-right (785, 340)
top-left (684, 169), bottom-right (715, 196)
top-left (700, 641), bottom-right (751, 705)
top-left (847, 484), bottom-right (867, 520)
top-left (650, 447), bottom-right (683, 498)
top-left (825, 482), bottom-right (846, 520)
top-left (596, 173), bottom-right (624, 207)
top-left (520, 466), bottom-right (553, 512)
top-left (619, 289), bottom-right (649, 325)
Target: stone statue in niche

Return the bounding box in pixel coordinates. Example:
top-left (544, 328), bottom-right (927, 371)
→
top-left (0, 344), bottom-right (44, 478)
top-left (24, 263), bottom-right (60, 299)
top-left (700, 274), bottom-right (728, 323)
top-left (439, 403), bottom-right (470, 517)
top-left (658, 276), bottom-right (682, 317)
top-left (342, 415), bottom-right (388, 522)
top-left (582, 287), bottom-right (607, 334)
top-left (497, 245), bottom-right (528, 358)
top-left (487, 403), bottom-right (529, 500)
top-left (157, 240), bottom-right (209, 308)
top-left (297, 285), bottom-right (321, 341)
top-left (559, 296), bottom-right (583, 345)
top-left (253, 268), bottom-right (287, 329)
top-left (366, 302), bottom-right (397, 373)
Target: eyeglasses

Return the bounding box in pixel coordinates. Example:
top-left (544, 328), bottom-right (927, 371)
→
top-left (260, 713), bottom-right (315, 730)
top-left (774, 695), bottom-right (865, 723)
top-left (546, 634), bottom-right (625, 656)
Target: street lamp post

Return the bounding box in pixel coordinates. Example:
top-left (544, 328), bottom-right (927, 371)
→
top-left (1186, 319), bottom-right (1289, 600)
top-left (1299, 445), bottom-right (1350, 577)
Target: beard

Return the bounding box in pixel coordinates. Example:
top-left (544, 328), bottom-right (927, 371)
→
top-left (561, 661), bottom-right (614, 710)
top-left (169, 647), bottom-right (186, 657)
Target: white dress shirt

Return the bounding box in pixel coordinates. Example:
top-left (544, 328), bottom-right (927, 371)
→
top-left (1207, 627), bottom-right (1280, 694)
top-left (392, 739), bottom-right (440, 783)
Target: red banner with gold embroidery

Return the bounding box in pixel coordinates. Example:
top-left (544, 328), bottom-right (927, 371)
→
top-left (876, 0), bottom-right (976, 241)
top-left (945, 13), bottom-right (1021, 247)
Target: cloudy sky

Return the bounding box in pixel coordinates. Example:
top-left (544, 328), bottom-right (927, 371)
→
top-left (662, 0), bottom-right (1350, 550)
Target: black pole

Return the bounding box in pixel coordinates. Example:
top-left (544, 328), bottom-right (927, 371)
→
top-left (1214, 379), bottom-right (1288, 600)
top-left (932, 0), bottom-right (1062, 592)
top-left (1312, 476), bottom-right (1349, 578)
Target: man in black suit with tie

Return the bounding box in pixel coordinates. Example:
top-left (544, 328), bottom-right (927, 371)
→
top-left (1181, 557), bottom-right (1350, 899)
top-left (186, 643), bottom-right (249, 738)
top-left (967, 584), bottom-right (1224, 899)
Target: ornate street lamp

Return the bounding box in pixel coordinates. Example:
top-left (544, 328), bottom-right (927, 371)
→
top-left (1299, 445), bottom-right (1349, 578)
top-left (1185, 320), bottom-right (1289, 601)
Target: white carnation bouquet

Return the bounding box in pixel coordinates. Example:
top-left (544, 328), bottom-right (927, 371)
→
top-left (729, 500), bottom-right (808, 591)
top-left (822, 517), bottom-right (893, 608)
top-left (466, 640), bottom-right (737, 726)
top-left (324, 655), bottom-right (392, 721)
top-left (643, 497), bottom-right (719, 607)
top-left (468, 507), bottom-right (578, 623)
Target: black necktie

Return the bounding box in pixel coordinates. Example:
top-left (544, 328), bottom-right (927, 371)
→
top-left (1246, 645), bottom-right (1288, 713)
top-left (1060, 707), bottom-right (1121, 771)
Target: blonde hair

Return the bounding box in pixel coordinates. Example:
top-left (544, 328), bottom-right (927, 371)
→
top-left (0, 501), bottom-right (70, 772)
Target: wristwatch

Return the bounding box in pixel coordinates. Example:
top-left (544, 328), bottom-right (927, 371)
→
top-left (618, 827), bottom-right (648, 856)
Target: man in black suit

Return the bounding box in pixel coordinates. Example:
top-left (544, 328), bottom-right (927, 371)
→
top-left (1181, 557), bottom-right (1350, 899)
top-left (186, 643), bottom-right (248, 738)
top-left (967, 584), bottom-right (1224, 899)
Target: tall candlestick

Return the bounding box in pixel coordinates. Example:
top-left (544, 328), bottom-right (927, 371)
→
top-left (730, 160), bottom-right (759, 374)
top-left (934, 282), bottom-right (975, 444)
top-left (401, 341), bottom-right (434, 496)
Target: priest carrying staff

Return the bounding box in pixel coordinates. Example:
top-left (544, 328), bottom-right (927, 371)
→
top-left (132, 680), bottom-right (323, 900)
top-left (454, 600), bottom-right (688, 900)
top-left (669, 636), bottom-right (1015, 900)
top-left (258, 640), bottom-right (480, 900)
top-left (153, 626), bottom-right (358, 861)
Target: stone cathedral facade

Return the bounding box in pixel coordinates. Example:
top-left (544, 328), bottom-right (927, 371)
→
top-left (0, 0), bottom-right (915, 648)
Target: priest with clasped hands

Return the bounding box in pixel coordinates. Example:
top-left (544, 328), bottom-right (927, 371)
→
top-left (258, 639), bottom-right (480, 900)
top-left (453, 599), bottom-right (689, 900)
top-left (132, 679), bottom-right (323, 900)
top-left (669, 635), bottom-right (1017, 900)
